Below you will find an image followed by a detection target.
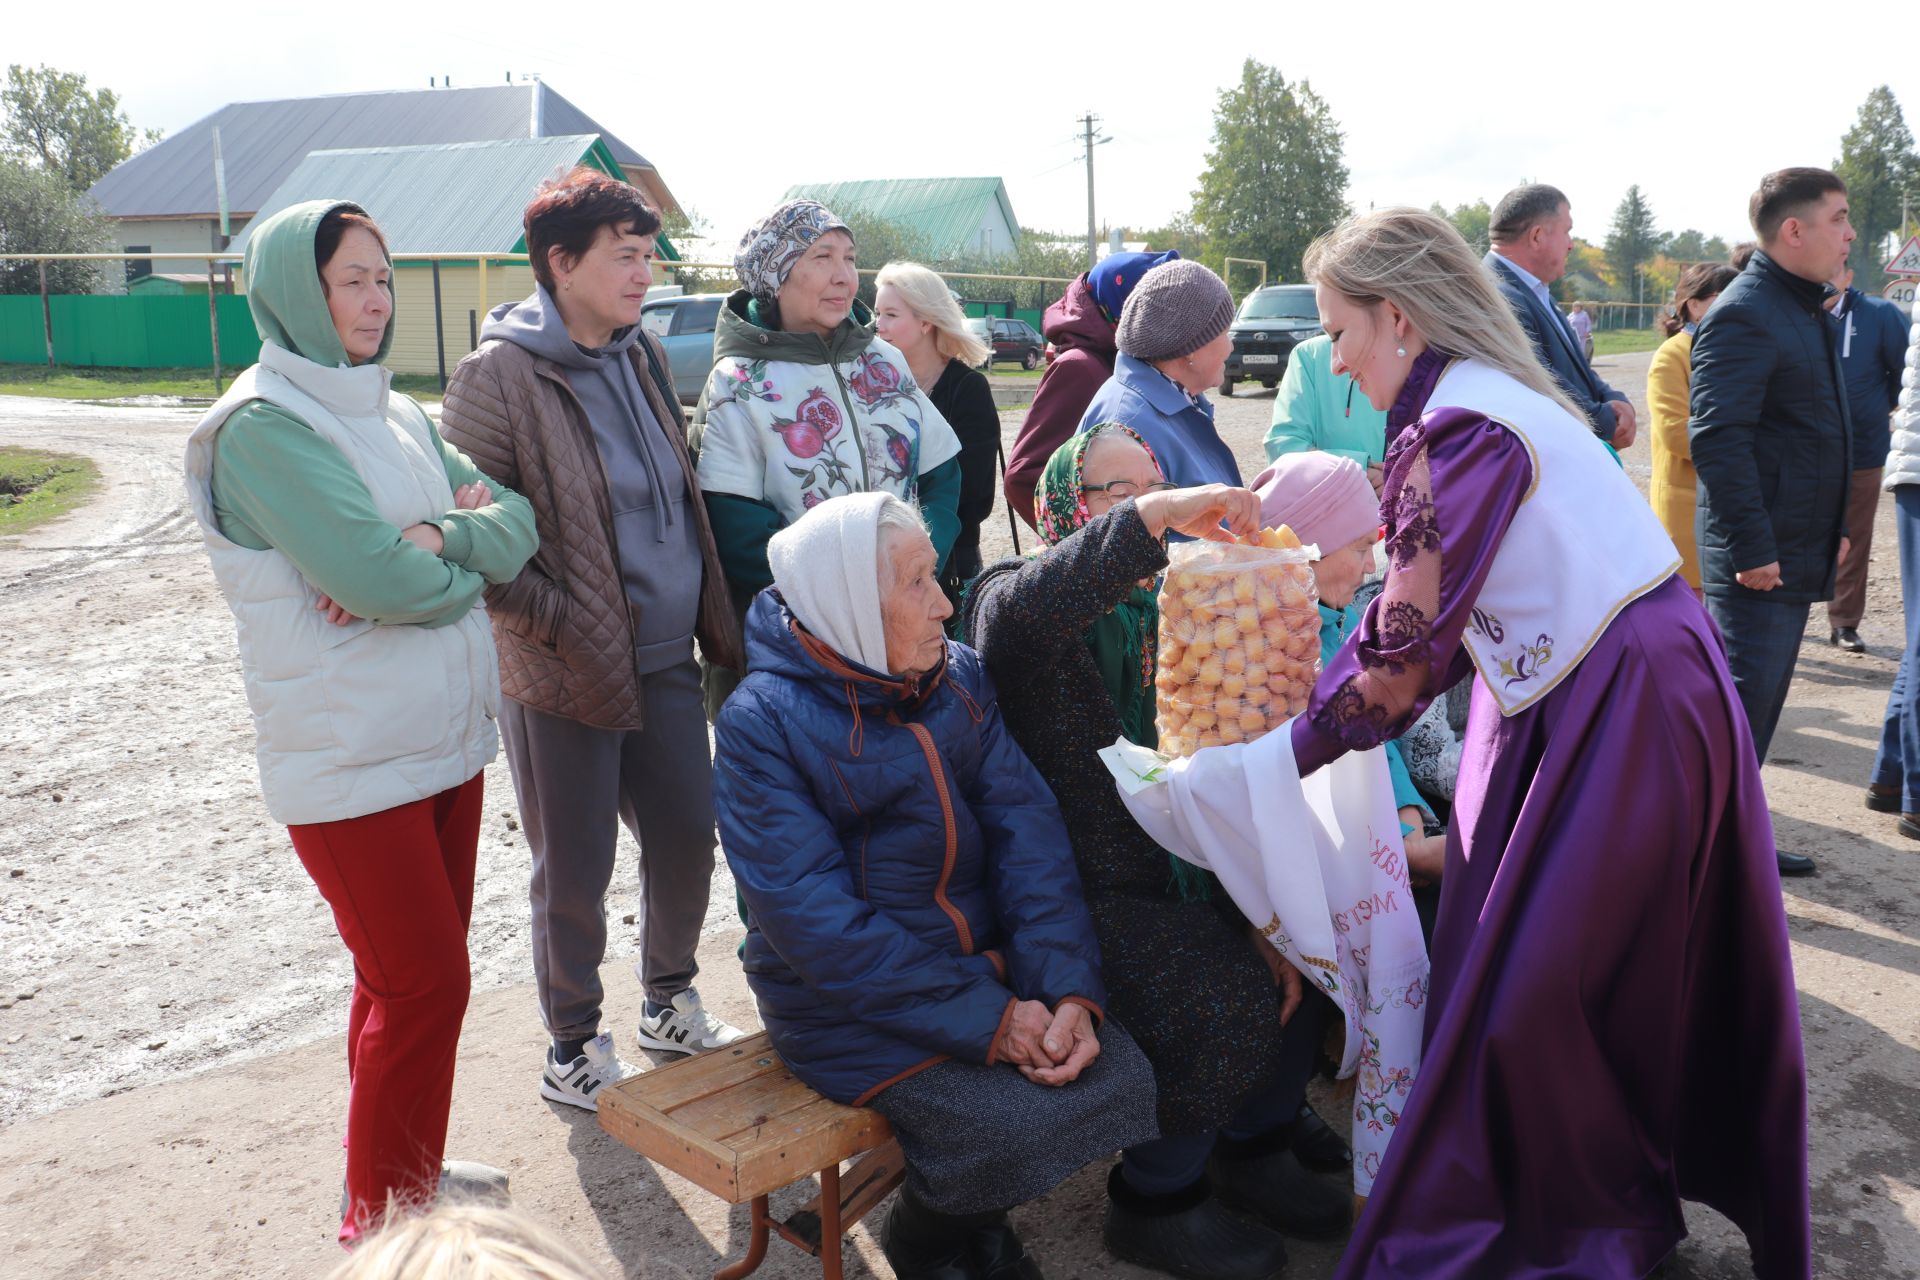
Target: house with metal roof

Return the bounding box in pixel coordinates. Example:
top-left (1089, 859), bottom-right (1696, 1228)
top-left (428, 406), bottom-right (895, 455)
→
top-left (88, 82), bottom-right (677, 263)
top-left (780, 177), bottom-right (1020, 259)
top-left (229, 134), bottom-right (675, 377)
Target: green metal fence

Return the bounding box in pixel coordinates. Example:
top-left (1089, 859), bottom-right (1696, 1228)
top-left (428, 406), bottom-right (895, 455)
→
top-left (0, 295), bottom-right (261, 369)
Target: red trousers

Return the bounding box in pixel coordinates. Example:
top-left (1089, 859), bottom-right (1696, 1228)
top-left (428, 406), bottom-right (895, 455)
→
top-left (289, 773), bottom-right (483, 1244)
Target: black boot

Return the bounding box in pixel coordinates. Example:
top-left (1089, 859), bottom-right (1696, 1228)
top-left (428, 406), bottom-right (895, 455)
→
top-left (882, 1187), bottom-right (1042, 1280)
top-left (1289, 1103), bottom-right (1351, 1173)
top-left (1210, 1127), bottom-right (1350, 1241)
top-left (970, 1214), bottom-right (1044, 1280)
top-left (881, 1186), bottom-right (982, 1280)
top-left (1102, 1164), bottom-right (1290, 1280)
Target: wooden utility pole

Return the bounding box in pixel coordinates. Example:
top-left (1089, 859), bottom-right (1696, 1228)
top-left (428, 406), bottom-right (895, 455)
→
top-left (38, 262), bottom-right (54, 368)
top-left (1080, 113), bottom-right (1109, 273)
top-left (207, 259), bottom-right (224, 393)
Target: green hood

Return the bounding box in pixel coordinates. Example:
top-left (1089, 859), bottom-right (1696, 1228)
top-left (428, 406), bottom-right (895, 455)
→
top-left (713, 289), bottom-right (876, 366)
top-left (243, 199), bottom-right (393, 368)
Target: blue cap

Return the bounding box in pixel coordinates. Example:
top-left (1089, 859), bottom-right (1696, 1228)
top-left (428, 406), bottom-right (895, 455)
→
top-left (1089, 250), bottom-right (1181, 325)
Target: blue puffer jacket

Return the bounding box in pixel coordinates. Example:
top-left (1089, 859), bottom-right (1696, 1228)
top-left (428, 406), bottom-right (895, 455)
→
top-left (714, 591), bottom-right (1107, 1105)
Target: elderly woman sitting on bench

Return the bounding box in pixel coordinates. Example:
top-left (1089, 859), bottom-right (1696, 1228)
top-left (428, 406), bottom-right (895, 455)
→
top-left (713, 491), bottom-right (1157, 1280)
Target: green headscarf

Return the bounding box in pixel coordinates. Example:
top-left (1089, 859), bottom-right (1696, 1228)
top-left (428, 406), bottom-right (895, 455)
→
top-left (242, 199), bottom-right (394, 368)
top-left (1035, 427), bottom-right (1212, 902)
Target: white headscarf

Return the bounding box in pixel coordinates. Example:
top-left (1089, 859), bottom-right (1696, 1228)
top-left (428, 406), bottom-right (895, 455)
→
top-left (769, 492), bottom-right (894, 673)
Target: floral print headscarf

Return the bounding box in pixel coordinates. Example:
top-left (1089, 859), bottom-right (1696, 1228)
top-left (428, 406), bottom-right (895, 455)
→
top-left (734, 200), bottom-right (852, 300)
top-left (1033, 424), bottom-right (1162, 546)
top-left (1033, 427), bottom-right (1210, 901)
top-left (1032, 425), bottom-right (1164, 749)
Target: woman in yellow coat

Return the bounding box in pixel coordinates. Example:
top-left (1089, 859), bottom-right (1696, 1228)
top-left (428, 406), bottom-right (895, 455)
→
top-left (1647, 263), bottom-right (1739, 590)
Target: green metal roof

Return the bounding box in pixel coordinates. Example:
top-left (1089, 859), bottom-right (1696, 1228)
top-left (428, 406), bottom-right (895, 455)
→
top-left (780, 177), bottom-right (1018, 258)
top-left (230, 135), bottom-right (678, 259)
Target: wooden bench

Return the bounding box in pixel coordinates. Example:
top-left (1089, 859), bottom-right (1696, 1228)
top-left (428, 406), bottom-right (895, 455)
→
top-left (598, 1031), bottom-right (905, 1280)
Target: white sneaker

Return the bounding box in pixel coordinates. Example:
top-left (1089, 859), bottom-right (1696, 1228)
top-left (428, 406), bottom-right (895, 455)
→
top-left (636, 988), bottom-right (748, 1055)
top-left (539, 1032), bottom-right (635, 1112)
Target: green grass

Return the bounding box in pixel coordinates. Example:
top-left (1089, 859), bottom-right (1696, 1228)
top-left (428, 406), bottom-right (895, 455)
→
top-left (986, 364), bottom-right (1045, 379)
top-left (0, 446), bottom-right (101, 535)
top-left (0, 364), bottom-right (446, 403)
top-left (1591, 329), bottom-right (1665, 356)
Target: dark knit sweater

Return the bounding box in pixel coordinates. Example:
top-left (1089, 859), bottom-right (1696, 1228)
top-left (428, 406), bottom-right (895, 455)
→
top-left (961, 499), bottom-right (1292, 1134)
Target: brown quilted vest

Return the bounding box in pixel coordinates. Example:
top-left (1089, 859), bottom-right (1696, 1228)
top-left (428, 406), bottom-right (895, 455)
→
top-left (440, 330), bottom-right (742, 730)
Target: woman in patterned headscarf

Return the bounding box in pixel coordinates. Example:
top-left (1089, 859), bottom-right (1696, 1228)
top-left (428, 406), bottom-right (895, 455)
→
top-left (690, 198), bottom-right (964, 715)
top-left (962, 427), bottom-right (1353, 1280)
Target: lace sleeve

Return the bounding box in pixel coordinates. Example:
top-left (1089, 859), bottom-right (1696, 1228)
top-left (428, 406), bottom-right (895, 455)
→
top-left (1292, 409), bottom-right (1535, 774)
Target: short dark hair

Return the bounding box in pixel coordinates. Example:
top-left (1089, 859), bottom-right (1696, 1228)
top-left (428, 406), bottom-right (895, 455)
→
top-left (314, 205), bottom-right (388, 278)
top-left (1660, 262), bottom-right (1739, 337)
top-left (523, 166), bottom-right (662, 292)
top-left (1749, 168), bottom-right (1846, 243)
top-left (1729, 241), bottom-right (1758, 270)
top-left (1489, 185), bottom-right (1569, 244)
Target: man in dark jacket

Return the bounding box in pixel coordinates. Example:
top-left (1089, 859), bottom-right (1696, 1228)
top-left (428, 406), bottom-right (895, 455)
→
top-left (1823, 264), bottom-right (1909, 651)
top-left (1005, 250), bottom-right (1178, 528)
top-left (1485, 184), bottom-right (1637, 447)
top-left (1690, 167), bottom-right (1857, 877)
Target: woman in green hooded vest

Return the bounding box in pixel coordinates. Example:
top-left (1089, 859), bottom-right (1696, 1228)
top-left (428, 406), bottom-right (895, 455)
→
top-left (183, 200), bottom-right (536, 1245)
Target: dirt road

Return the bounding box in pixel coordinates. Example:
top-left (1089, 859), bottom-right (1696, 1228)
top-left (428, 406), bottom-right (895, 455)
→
top-left (0, 359), bottom-right (1914, 1276)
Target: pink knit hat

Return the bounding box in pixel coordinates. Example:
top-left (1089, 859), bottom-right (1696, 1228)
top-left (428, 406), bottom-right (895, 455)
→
top-left (1250, 453), bottom-right (1378, 552)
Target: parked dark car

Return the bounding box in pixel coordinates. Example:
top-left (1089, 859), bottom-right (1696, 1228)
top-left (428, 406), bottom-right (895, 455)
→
top-left (1222, 284), bottom-right (1322, 394)
top-left (639, 292), bottom-right (725, 404)
top-left (982, 316), bottom-right (1046, 370)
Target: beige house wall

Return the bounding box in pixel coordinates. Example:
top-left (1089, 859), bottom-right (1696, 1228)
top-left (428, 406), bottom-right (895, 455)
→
top-left (386, 263), bottom-right (538, 377)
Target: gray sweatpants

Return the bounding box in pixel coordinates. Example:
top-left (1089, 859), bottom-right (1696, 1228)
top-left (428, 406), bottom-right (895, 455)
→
top-left (500, 660), bottom-right (716, 1042)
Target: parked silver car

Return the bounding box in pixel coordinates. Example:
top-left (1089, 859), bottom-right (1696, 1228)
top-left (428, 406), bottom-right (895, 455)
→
top-left (640, 293), bottom-right (726, 405)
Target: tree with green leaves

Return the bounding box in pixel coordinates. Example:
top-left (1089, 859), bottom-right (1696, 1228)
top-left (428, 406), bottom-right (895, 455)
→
top-left (1833, 85), bottom-right (1918, 292)
top-left (1, 64), bottom-right (160, 192)
top-left (1190, 59), bottom-right (1349, 284)
top-left (1663, 228), bottom-right (1731, 263)
top-left (0, 157), bottom-right (113, 293)
top-left (1604, 186), bottom-right (1661, 302)
top-left (1429, 199), bottom-right (1492, 254)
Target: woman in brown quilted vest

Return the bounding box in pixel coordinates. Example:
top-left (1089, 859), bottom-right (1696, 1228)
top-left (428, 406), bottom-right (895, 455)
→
top-left (440, 168), bottom-right (746, 1114)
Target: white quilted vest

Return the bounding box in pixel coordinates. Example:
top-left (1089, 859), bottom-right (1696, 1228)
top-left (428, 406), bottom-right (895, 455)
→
top-left (1883, 321), bottom-right (1920, 490)
top-left (184, 341), bottom-right (500, 824)
top-left (1427, 359), bottom-right (1681, 715)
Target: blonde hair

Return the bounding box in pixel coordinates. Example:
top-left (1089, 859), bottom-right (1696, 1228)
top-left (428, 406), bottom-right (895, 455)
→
top-left (1302, 207), bottom-right (1588, 425)
top-left (875, 262), bottom-right (991, 368)
top-left (328, 1203), bottom-right (608, 1280)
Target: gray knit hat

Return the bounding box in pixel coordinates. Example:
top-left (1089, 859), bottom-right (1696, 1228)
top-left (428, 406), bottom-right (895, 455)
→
top-left (1115, 259), bottom-right (1234, 361)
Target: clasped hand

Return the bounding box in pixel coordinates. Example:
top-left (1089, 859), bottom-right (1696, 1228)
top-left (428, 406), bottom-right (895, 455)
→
top-left (315, 482), bottom-right (492, 625)
top-left (993, 1000), bottom-right (1100, 1087)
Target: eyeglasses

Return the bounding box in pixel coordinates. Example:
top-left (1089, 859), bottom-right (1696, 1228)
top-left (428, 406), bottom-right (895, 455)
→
top-left (1082, 480), bottom-right (1176, 499)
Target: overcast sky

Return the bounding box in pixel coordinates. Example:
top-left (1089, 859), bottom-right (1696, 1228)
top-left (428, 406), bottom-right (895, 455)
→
top-left (17, 0), bottom-right (1920, 269)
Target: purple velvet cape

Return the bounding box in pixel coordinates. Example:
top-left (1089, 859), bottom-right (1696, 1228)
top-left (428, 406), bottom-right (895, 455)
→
top-left (1291, 350), bottom-right (1810, 1279)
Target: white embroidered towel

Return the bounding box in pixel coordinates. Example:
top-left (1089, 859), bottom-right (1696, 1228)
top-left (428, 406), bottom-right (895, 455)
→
top-left (1102, 726), bottom-right (1430, 1194)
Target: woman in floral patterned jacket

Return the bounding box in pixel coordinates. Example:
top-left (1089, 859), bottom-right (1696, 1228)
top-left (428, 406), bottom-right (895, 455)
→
top-left (690, 199), bottom-right (962, 714)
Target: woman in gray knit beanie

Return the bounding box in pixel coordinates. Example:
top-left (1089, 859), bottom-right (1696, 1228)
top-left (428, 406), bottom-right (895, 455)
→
top-left (1075, 258), bottom-right (1244, 492)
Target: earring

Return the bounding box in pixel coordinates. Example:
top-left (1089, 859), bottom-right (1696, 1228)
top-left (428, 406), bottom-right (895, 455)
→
top-left (1396, 344), bottom-right (1407, 358)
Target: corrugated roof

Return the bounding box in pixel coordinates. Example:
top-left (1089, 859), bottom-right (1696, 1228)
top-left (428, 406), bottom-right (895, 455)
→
top-left (227, 136), bottom-right (613, 257)
top-left (780, 177), bottom-right (1019, 257)
top-left (89, 83), bottom-right (667, 219)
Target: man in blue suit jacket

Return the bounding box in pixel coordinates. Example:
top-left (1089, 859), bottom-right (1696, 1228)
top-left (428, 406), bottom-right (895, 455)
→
top-left (1484, 184), bottom-right (1638, 448)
